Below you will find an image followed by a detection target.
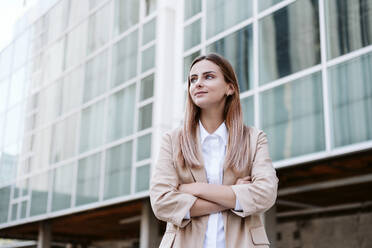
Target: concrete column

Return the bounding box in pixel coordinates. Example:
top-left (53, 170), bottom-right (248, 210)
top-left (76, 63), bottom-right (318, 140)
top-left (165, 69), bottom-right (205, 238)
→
top-left (37, 221), bottom-right (51, 248)
top-left (140, 199), bottom-right (160, 248)
top-left (264, 205), bottom-right (277, 248)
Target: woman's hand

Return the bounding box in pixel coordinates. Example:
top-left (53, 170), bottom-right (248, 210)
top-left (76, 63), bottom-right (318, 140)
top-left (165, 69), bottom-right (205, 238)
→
top-left (235, 176), bottom-right (252, 185)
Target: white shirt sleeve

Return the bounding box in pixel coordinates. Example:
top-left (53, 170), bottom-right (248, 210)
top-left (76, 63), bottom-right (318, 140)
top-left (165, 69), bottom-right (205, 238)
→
top-left (234, 197), bottom-right (243, 211)
top-left (184, 211), bottom-right (191, 219)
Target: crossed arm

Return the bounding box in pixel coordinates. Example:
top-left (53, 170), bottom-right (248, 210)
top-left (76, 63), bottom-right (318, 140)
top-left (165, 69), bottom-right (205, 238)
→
top-left (178, 176), bottom-right (251, 217)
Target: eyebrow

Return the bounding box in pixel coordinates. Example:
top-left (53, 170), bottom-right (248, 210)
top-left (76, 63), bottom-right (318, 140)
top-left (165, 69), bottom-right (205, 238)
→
top-left (189, 71), bottom-right (216, 78)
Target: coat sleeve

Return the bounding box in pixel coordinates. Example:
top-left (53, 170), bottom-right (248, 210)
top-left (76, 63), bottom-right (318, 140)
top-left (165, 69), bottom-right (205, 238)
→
top-left (149, 132), bottom-right (198, 228)
top-left (230, 130), bottom-right (279, 217)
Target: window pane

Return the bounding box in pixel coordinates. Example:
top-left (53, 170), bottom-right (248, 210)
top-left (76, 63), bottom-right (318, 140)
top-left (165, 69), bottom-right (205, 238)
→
top-left (8, 66), bottom-right (26, 107)
top-left (184, 0), bottom-right (201, 20)
top-left (45, 0), bottom-right (69, 42)
top-left (11, 204), bottom-right (18, 221)
top-left (30, 172), bottom-right (49, 216)
top-left (207, 25), bottom-right (253, 92)
top-left (20, 200), bottom-right (27, 219)
top-left (65, 21), bottom-right (88, 70)
top-left (140, 74), bottom-right (154, 101)
top-left (206, 0), bottom-right (252, 38)
top-left (0, 45), bottom-right (13, 79)
top-left (4, 104), bottom-right (25, 145)
top-left (241, 96), bottom-right (254, 126)
top-left (145, 0), bottom-right (157, 16)
top-left (259, 0), bottom-right (320, 85)
top-left (259, 0), bottom-right (286, 12)
top-left (142, 18), bottom-right (156, 45)
top-left (184, 51), bottom-right (200, 81)
top-left (87, 3), bottom-right (110, 55)
top-left (83, 50), bottom-right (108, 103)
top-left (13, 30), bottom-right (30, 69)
top-left (107, 85), bottom-right (136, 142)
top-left (325, 0), bottom-right (372, 59)
top-left (135, 164), bottom-right (150, 192)
top-left (0, 186), bottom-right (11, 223)
top-left (52, 163), bottom-right (73, 211)
top-left (114, 0), bottom-right (139, 36)
top-left (260, 72), bottom-right (325, 161)
top-left (184, 19), bottom-right (201, 51)
top-left (137, 134), bottom-right (151, 161)
top-left (43, 38), bottom-right (65, 83)
top-left (0, 80), bottom-right (9, 113)
top-left (328, 52), bottom-right (372, 147)
top-left (79, 100), bottom-right (105, 153)
top-left (138, 103), bottom-right (152, 131)
top-left (112, 30), bottom-right (138, 88)
top-left (104, 141), bottom-right (132, 199)
top-left (62, 66), bottom-right (83, 114)
top-left (76, 153), bottom-right (101, 206)
top-left (68, 0), bottom-right (89, 27)
top-left (50, 113), bottom-right (78, 163)
top-left (40, 80), bottom-right (62, 124)
top-left (142, 45), bottom-right (155, 72)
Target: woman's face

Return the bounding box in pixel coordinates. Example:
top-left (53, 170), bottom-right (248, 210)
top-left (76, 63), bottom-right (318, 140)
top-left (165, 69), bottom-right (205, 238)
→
top-left (189, 60), bottom-right (233, 110)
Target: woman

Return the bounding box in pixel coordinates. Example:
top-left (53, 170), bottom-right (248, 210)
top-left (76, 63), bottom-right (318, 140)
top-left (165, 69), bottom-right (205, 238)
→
top-left (150, 53), bottom-right (278, 248)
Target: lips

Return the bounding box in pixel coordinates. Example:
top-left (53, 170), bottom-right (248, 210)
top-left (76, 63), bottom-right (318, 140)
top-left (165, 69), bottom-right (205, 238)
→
top-left (195, 91), bottom-right (207, 97)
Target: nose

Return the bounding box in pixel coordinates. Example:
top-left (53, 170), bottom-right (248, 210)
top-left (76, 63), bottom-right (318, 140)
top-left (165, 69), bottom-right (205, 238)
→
top-left (194, 78), bottom-right (204, 88)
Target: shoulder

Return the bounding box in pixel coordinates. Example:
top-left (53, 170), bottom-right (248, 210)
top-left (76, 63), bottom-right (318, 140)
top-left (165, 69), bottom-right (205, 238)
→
top-left (161, 126), bottom-right (183, 146)
top-left (243, 125), bottom-right (265, 139)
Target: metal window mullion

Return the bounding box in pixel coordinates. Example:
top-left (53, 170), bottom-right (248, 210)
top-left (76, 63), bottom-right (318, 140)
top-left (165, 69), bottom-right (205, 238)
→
top-left (319, 0), bottom-right (332, 151)
top-left (201, 0), bottom-right (207, 54)
top-left (253, 0), bottom-right (260, 129)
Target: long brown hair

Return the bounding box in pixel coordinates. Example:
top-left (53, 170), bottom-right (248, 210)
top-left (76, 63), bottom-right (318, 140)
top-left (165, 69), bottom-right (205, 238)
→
top-left (178, 53), bottom-right (250, 172)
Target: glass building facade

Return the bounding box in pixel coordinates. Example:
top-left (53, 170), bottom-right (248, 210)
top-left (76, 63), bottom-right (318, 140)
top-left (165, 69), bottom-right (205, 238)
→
top-left (0, 0), bottom-right (371, 241)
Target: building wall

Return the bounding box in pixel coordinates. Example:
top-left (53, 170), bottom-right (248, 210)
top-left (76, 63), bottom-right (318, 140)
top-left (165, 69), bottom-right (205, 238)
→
top-left (277, 212), bottom-right (372, 248)
top-left (0, 0), bottom-right (372, 233)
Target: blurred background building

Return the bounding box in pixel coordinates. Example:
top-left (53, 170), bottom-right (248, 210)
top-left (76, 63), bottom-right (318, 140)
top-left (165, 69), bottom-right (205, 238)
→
top-left (0, 0), bottom-right (371, 247)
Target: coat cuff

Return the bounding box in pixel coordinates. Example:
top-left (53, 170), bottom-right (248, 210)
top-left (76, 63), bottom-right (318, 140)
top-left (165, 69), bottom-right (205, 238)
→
top-left (171, 193), bottom-right (197, 228)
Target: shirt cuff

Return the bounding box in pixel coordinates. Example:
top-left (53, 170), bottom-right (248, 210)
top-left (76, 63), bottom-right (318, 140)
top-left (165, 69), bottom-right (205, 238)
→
top-left (234, 197), bottom-right (243, 211)
top-left (184, 211), bottom-right (190, 219)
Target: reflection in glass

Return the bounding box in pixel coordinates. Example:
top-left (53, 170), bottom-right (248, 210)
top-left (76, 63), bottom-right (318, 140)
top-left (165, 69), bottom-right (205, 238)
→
top-left (107, 85), bottom-right (135, 142)
top-left (45, 0), bottom-right (69, 43)
top-left (30, 171), bottom-right (49, 216)
top-left (260, 72), bottom-right (325, 161)
top-left (325, 0), bottom-right (372, 59)
top-left (241, 96), bottom-right (254, 126)
top-left (137, 134), bottom-right (152, 161)
top-left (11, 204), bottom-right (17, 221)
top-left (114, 0), bottom-right (139, 36)
top-left (259, 0), bottom-right (320, 85)
top-left (140, 74), bottom-right (154, 101)
top-left (184, 0), bottom-right (201, 20)
top-left (0, 80), bottom-right (9, 113)
top-left (50, 113), bottom-right (78, 164)
top-left (52, 163), bottom-right (73, 211)
top-left (68, 0), bottom-right (89, 27)
top-left (136, 164), bottom-right (150, 192)
top-left (184, 51), bottom-right (200, 81)
top-left (112, 30), bottom-right (138, 87)
top-left (142, 45), bottom-right (155, 72)
top-left (20, 200), bottom-right (27, 219)
top-left (206, 0), bottom-right (252, 38)
top-left (184, 19), bottom-right (201, 51)
top-left (142, 18), bottom-right (156, 45)
top-left (0, 186), bottom-right (11, 223)
top-left (0, 45), bottom-right (13, 79)
top-left (30, 127), bottom-right (52, 173)
top-left (87, 3), bottom-right (110, 55)
top-left (79, 100), bottom-right (104, 153)
top-left (76, 153), bottom-right (101, 206)
top-left (328, 52), bottom-right (372, 147)
top-left (8, 67), bottom-right (25, 107)
top-left (84, 50), bottom-right (108, 103)
top-left (145, 0), bottom-right (157, 16)
top-left (259, 0), bottom-right (286, 12)
top-left (138, 103), bottom-right (153, 131)
top-left (4, 104), bottom-right (24, 146)
top-left (62, 67), bottom-right (83, 114)
top-left (104, 141), bottom-right (132, 199)
top-left (65, 21), bottom-right (88, 70)
top-left (43, 38), bottom-right (65, 83)
top-left (13, 30), bottom-right (30, 69)
top-left (207, 25), bottom-right (253, 92)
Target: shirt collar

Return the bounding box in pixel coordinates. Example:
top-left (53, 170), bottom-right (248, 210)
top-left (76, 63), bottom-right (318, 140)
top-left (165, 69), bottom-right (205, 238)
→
top-left (199, 120), bottom-right (228, 146)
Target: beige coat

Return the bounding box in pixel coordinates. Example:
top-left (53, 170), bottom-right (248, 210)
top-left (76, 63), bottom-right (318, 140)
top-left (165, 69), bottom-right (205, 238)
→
top-left (149, 125), bottom-right (278, 248)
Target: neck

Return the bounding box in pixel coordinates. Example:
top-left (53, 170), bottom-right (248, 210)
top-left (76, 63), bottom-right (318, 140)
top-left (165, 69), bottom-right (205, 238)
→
top-left (200, 107), bottom-right (224, 134)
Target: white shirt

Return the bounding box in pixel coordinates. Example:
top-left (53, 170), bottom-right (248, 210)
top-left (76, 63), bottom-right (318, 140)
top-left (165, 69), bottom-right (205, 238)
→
top-left (184, 121), bottom-right (242, 248)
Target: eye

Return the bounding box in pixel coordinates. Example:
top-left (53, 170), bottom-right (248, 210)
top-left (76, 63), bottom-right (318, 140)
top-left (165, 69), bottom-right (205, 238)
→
top-left (206, 74), bottom-right (213, 79)
top-left (190, 77), bottom-right (197, 84)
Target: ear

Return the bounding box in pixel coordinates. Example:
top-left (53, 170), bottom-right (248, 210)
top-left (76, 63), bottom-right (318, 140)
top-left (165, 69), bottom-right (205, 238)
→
top-left (226, 83), bottom-right (234, 96)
